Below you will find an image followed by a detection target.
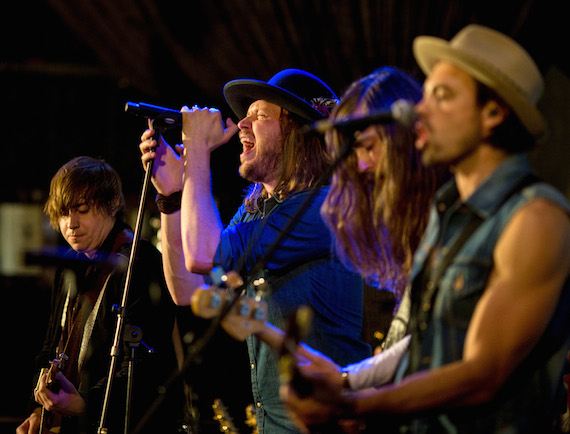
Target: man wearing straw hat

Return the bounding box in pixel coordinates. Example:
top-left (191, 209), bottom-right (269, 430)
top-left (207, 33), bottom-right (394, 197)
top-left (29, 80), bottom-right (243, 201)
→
top-left (139, 69), bottom-right (370, 433)
top-left (280, 24), bottom-right (570, 433)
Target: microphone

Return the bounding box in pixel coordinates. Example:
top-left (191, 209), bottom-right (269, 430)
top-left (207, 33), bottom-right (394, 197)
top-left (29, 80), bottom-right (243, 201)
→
top-left (124, 101), bottom-right (181, 126)
top-left (307, 99), bottom-right (416, 134)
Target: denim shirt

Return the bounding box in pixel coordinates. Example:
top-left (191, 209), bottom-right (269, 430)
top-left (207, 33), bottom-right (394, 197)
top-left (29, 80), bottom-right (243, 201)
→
top-left (215, 187), bottom-right (370, 434)
top-left (404, 154), bottom-right (570, 433)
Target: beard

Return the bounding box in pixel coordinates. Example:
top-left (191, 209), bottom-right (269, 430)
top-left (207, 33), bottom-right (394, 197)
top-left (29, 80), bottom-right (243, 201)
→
top-left (419, 114), bottom-right (485, 168)
top-left (239, 142), bottom-right (283, 185)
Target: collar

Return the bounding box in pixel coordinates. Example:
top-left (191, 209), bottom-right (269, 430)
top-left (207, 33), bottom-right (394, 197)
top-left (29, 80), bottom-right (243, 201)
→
top-left (435, 154), bottom-right (534, 220)
top-left (257, 194), bottom-right (284, 218)
top-left (90, 221), bottom-right (132, 262)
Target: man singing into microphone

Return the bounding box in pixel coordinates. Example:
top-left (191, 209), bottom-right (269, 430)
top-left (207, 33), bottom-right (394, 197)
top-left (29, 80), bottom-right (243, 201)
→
top-left (139, 68), bottom-right (370, 433)
top-left (281, 24), bottom-right (570, 433)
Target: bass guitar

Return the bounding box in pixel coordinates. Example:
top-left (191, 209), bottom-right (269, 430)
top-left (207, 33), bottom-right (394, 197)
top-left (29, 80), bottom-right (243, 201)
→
top-left (38, 352), bottom-right (68, 434)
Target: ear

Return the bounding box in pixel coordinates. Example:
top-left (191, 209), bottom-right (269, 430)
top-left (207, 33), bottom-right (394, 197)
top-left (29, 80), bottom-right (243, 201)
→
top-left (481, 100), bottom-right (507, 135)
top-left (111, 198), bottom-right (120, 217)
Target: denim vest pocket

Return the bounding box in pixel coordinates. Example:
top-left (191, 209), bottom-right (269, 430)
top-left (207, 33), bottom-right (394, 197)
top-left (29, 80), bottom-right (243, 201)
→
top-left (432, 256), bottom-right (492, 364)
top-left (436, 256), bottom-right (492, 329)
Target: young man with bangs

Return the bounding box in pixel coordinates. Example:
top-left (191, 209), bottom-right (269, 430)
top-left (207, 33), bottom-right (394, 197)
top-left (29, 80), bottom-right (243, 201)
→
top-left (18, 156), bottom-right (184, 434)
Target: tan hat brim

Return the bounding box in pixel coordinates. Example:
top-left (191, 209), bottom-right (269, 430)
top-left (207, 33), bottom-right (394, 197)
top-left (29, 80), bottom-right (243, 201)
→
top-left (413, 36), bottom-right (546, 138)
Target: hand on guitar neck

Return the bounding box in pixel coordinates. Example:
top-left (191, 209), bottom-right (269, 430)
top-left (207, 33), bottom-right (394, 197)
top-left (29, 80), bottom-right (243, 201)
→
top-left (191, 273), bottom-right (344, 381)
top-left (190, 272), bottom-right (346, 381)
top-left (190, 273), bottom-right (361, 433)
top-left (32, 354), bottom-right (86, 433)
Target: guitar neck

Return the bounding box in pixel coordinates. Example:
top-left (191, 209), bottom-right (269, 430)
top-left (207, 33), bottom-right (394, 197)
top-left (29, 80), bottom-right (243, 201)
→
top-left (254, 322), bottom-right (286, 350)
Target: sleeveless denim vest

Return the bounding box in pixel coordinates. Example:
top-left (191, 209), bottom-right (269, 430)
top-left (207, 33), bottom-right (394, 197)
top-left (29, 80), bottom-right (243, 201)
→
top-left (402, 154), bottom-right (570, 433)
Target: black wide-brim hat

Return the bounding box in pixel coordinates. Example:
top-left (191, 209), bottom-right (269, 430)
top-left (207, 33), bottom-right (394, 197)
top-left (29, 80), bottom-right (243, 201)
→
top-left (223, 68), bottom-right (339, 122)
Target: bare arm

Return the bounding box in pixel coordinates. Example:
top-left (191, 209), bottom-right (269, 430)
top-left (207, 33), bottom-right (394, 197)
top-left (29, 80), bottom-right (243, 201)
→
top-left (139, 126), bottom-right (203, 304)
top-left (160, 210), bottom-right (205, 305)
top-left (140, 109), bottom-right (237, 301)
top-left (179, 106), bottom-right (238, 274)
top-left (352, 198), bottom-right (570, 415)
top-left (281, 199), bottom-right (570, 427)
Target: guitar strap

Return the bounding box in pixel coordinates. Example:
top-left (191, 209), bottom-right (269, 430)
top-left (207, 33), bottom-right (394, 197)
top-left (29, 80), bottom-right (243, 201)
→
top-left (406, 172), bottom-right (541, 375)
top-left (78, 272), bottom-right (113, 372)
top-left (421, 172), bottom-right (541, 311)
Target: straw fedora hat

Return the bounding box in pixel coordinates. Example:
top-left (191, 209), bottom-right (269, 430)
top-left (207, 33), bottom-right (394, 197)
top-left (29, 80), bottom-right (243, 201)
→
top-left (223, 68), bottom-right (339, 122)
top-left (413, 24), bottom-right (546, 138)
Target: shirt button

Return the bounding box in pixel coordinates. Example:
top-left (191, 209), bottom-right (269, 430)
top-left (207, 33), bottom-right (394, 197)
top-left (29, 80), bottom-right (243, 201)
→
top-left (250, 363), bottom-right (255, 370)
top-left (419, 322), bottom-right (428, 331)
top-left (422, 303), bottom-right (431, 312)
top-left (437, 202), bottom-right (446, 212)
top-left (256, 402), bottom-right (262, 408)
top-left (426, 280), bottom-right (435, 291)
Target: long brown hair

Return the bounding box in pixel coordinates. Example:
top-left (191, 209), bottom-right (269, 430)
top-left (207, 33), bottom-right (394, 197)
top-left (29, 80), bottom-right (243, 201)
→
top-left (321, 67), bottom-right (443, 296)
top-left (244, 110), bottom-right (331, 212)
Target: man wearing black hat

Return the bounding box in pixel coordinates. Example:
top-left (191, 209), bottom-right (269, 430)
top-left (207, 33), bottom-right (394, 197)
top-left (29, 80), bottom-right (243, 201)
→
top-left (140, 69), bottom-right (370, 433)
top-left (280, 25), bottom-right (570, 433)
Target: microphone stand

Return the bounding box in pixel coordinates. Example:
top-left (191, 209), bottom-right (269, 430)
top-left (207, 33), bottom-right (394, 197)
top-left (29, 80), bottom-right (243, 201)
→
top-left (97, 122), bottom-right (163, 434)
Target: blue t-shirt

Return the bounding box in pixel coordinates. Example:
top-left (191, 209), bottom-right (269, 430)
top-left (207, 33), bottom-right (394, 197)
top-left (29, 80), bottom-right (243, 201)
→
top-left (214, 187), bottom-right (371, 434)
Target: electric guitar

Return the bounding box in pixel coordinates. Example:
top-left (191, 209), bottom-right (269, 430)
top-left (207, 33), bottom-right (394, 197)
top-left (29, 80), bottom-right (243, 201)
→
top-left (191, 272), bottom-right (408, 433)
top-left (38, 352), bottom-right (69, 434)
top-left (190, 277), bottom-right (282, 347)
top-left (192, 281), bottom-right (365, 433)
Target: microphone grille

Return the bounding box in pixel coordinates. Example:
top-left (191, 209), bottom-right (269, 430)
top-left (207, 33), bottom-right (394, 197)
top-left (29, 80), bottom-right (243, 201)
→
top-left (391, 99), bottom-right (416, 128)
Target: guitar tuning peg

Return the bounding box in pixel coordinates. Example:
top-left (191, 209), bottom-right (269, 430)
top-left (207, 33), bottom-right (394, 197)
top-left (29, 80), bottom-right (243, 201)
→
top-left (210, 266), bottom-right (225, 286)
top-left (253, 277), bottom-right (269, 299)
top-left (237, 300), bottom-right (251, 316)
top-left (253, 306), bottom-right (266, 321)
top-left (222, 271), bottom-right (244, 290)
top-left (210, 291), bottom-right (222, 308)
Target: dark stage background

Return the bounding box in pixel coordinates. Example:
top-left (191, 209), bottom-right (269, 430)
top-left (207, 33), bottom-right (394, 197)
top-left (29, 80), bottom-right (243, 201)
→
top-left (2, 0), bottom-right (569, 432)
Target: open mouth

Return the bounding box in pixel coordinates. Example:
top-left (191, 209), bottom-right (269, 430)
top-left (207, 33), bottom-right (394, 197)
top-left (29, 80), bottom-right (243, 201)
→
top-left (240, 135), bottom-right (255, 157)
top-left (415, 121), bottom-right (429, 150)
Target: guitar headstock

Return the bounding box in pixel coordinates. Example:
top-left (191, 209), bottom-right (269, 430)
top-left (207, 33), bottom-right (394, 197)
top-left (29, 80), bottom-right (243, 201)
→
top-left (191, 271), bottom-right (268, 341)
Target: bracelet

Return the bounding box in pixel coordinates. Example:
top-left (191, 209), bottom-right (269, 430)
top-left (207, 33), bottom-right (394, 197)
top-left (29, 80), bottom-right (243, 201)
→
top-left (156, 191), bottom-right (182, 214)
top-left (341, 370), bottom-right (351, 390)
